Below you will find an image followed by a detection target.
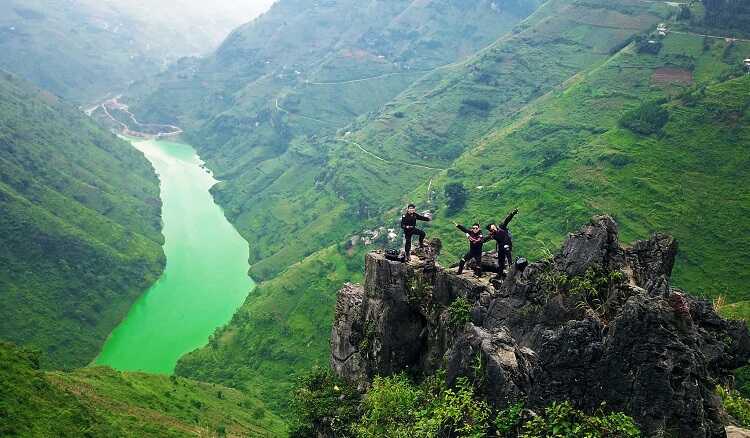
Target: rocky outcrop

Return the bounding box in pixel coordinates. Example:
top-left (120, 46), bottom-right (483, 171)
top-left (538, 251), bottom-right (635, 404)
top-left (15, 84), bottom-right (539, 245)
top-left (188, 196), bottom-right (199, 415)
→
top-left (331, 216), bottom-right (750, 437)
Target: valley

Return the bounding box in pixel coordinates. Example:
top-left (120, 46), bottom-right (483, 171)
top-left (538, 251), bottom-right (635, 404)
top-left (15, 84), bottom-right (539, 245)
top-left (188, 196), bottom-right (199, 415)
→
top-left (1, 0), bottom-right (750, 435)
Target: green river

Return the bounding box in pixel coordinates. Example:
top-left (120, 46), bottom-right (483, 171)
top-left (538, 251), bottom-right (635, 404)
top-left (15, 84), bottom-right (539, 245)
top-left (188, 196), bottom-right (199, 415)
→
top-left (95, 139), bottom-right (254, 374)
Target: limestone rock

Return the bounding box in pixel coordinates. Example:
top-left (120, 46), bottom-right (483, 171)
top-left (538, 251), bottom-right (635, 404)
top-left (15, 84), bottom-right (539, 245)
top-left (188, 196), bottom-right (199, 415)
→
top-left (330, 216), bottom-right (750, 437)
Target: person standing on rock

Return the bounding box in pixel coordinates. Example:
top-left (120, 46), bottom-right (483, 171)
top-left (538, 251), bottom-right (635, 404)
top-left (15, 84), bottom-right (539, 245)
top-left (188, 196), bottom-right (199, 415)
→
top-left (453, 222), bottom-right (485, 277)
top-left (401, 204), bottom-right (431, 261)
top-left (485, 224), bottom-right (512, 279)
top-left (487, 208), bottom-right (518, 277)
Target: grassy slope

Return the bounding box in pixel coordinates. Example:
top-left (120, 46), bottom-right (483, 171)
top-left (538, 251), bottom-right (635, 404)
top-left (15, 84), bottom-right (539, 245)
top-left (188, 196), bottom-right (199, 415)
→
top-left (427, 35), bottom-right (750, 301)
top-left (173, 0), bottom-right (691, 418)
top-left (0, 72), bottom-right (165, 369)
top-left (0, 342), bottom-right (286, 437)
top-left (231, 0), bottom-right (668, 281)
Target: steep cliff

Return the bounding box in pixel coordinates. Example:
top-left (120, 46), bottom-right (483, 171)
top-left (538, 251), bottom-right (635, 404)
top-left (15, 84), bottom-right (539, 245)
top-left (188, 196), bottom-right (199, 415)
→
top-left (331, 216), bottom-right (750, 437)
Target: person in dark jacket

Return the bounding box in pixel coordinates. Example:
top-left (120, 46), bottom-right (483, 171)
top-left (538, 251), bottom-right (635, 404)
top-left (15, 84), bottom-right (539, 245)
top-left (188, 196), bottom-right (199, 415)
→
top-left (453, 222), bottom-right (485, 276)
top-left (490, 208), bottom-right (518, 269)
top-left (401, 204), bottom-right (431, 260)
top-left (485, 224), bottom-right (512, 278)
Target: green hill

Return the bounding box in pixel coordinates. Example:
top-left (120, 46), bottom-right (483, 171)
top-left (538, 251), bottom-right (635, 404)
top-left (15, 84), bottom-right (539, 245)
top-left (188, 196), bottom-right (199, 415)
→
top-left (0, 71), bottom-right (165, 369)
top-left (128, 0), bottom-right (750, 422)
top-left (0, 342), bottom-right (286, 437)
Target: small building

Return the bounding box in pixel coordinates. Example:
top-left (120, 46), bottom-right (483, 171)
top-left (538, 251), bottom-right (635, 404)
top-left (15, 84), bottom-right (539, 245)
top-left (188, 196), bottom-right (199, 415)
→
top-left (656, 23), bottom-right (669, 37)
top-left (744, 59), bottom-right (750, 71)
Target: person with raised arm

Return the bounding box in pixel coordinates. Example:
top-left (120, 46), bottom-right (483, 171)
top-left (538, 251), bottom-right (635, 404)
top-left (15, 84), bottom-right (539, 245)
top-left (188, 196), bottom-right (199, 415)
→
top-left (453, 221), bottom-right (485, 277)
top-left (486, 208), bottom-right (518, 278)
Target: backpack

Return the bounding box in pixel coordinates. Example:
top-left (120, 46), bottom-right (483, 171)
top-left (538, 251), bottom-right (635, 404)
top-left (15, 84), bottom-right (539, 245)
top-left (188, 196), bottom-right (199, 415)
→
top-left (385, 249), bottom-right (402, 261)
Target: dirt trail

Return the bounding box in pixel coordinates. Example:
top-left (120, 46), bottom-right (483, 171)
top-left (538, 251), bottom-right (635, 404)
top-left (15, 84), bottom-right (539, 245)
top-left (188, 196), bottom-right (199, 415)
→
top-left (337, 138), bottom-right (446, 171)
top-left (671, 30), bottom-right (750, 43)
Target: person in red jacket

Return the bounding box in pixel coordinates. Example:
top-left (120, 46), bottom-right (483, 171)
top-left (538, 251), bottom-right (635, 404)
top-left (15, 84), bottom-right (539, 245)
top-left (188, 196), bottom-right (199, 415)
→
top-left (453, 222), bottom-right (485, 276)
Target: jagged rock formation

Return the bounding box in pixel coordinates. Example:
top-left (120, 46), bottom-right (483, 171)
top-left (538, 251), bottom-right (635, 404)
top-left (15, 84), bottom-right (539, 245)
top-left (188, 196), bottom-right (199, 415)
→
top-left (331, 216), bottom-right (750, 437)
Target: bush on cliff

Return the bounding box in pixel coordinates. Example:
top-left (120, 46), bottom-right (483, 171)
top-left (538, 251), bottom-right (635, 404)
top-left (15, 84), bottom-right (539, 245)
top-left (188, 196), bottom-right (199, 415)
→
top-left (291, 367), bottom-right (641, 437)
top-left (717, 385), bottom-right (750, 428)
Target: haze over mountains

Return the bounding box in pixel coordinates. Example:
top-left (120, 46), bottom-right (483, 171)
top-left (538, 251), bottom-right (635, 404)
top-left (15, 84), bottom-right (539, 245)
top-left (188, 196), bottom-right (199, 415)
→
top-left (1, 0), bottom-right (750, 435)
top-left (0, 0), bottom-right (274, 102)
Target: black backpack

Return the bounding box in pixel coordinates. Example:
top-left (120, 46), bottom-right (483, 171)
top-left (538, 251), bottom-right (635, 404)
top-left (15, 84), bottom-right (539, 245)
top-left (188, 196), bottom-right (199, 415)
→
top-left (385, 249), bottom-right (402, 261)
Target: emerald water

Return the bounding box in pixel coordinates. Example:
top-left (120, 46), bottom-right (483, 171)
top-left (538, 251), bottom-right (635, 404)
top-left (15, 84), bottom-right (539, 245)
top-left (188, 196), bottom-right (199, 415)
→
top-left (95, 139), bottom-right (254, 373)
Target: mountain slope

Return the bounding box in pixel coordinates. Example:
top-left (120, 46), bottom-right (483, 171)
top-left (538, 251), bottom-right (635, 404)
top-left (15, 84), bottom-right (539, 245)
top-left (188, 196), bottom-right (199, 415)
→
top-left (127, 0), bottom-right (543, 281)
top-left (206, 0), bottom-right (667, 281)
top-left (423, 30), bottom-right (750, 299)
top-left (0, 0), bottom-right (270, 103)
top-left (0, 72), bottom-right (164, 368)
top-left (0, 342), bottom-right (286, 437)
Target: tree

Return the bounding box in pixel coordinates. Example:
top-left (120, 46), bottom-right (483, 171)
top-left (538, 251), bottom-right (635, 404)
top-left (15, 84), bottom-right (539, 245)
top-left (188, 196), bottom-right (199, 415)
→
top-left (444, 182), bottom-right (468, 213)
top-left (619, 100), bottom-right (669, 135)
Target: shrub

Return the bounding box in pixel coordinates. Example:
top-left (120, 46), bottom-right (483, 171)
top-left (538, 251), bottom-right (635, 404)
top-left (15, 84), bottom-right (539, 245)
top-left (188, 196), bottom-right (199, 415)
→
top-left (354, 373), bottom-right (491, 438)
top-left (445, 182), bottom-right (469, 213)
top-left (291, 371), bottom-right (641, 438)
top-left (416, 377), bottom-right (491, 438)
top-left (521, 401), bottom-right (640, 438)
top-left (448, 297), bottom-right (472, 328)
top-left (289, 367), bottom-right (360, 437)
top-left (619, 100), bottom-right (669, 135)
top-left (495, 401), bottom-right (524, 436)
top-left (634, 36), bottom-right (662, 54)
top-left (717, 385), bottom-right (750, 427)
top-left (355, 374), bottom-right (420, 437)
top-left (460, 99), bottom-right (492, 114)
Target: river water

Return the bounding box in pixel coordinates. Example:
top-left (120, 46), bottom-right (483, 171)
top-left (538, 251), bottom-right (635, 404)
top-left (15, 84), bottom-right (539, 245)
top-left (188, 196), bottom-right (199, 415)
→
top-left (95, 139), bottom-right (253, 373)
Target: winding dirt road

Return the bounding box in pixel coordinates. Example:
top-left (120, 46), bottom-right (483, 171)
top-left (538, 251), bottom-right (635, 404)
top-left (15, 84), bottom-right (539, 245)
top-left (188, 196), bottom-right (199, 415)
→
top-left (91, 97), bottom-right (183, 138)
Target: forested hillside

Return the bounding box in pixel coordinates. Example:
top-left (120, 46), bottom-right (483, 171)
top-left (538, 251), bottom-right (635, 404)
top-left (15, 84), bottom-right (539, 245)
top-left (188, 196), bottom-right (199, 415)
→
top-left (127, 0), bottom-right (750, 422)
top-left (0, 72), bottom-right (164, 368)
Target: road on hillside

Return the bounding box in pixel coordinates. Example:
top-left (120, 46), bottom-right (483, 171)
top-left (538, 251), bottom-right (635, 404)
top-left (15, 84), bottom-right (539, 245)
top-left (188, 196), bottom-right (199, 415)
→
top-left (90, 96), bottom-right (183, 138)
top-left (337, 138), bottom-right (446, 171)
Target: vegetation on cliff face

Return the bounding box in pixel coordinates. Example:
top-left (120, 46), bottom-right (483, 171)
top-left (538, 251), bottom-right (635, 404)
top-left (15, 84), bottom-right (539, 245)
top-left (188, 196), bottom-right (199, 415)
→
top-left (0, 72), bottom-right (164, 368)
top-left (0, 342), bottom-right (286, 437)
top-left (289, 368), bottom-right (640, 438)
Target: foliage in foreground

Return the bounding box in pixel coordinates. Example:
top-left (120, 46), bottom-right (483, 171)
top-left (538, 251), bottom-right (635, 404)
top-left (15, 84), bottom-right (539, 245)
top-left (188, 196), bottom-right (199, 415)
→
top-left (291, 368), bottom-right (641, 437)
top-left (717, 385), bottom-right (750, 428)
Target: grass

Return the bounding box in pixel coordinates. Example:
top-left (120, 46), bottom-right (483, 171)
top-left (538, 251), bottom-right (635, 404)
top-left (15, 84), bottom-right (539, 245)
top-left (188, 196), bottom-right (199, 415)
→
top-left (0, 341), bottom-right (286, 436)
top-left (427, 35), bottom-right (750, 300)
